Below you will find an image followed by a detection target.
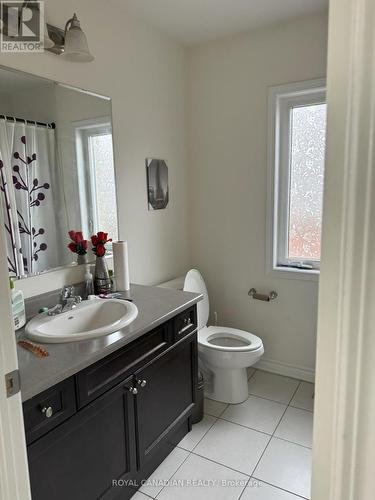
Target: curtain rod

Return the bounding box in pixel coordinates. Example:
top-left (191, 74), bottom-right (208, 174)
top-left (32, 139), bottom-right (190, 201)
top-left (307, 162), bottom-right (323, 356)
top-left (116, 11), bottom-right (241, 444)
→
top-left (0, 114), bottom-right (56, 129)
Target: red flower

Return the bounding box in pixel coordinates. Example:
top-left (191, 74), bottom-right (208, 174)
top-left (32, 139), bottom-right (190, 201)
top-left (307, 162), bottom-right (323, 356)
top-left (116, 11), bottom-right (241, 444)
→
top-left (68, 230), bottom-right (77, 241)
top-left (96, 243), bottom-right (106, 256)
top-left (68, 230), bottom-right (88, 254)
top-left (69, 230), bottom-right (84, 243)
top-left (75, 231), bottom-right (84, 243)
top-left (67, 242), bottom-right (77, 253)
top-left (97, 231), bottom-right (108, 243)
top-left (91, 230), bottom-right (112, 256)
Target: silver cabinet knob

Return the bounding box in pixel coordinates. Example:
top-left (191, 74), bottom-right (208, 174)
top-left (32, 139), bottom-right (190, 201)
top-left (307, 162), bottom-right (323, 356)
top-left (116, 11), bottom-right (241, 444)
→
top-left (41, 406), bottom-right (53, 418)
top-left (128, 387), bottom-right (138, 395)
top-left (137, 379), bottom-right (147, 387)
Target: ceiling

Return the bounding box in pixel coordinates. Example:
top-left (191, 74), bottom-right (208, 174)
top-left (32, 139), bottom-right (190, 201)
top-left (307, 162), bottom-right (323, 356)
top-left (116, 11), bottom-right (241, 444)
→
top-left (123, 0), bottom-right (328, 46)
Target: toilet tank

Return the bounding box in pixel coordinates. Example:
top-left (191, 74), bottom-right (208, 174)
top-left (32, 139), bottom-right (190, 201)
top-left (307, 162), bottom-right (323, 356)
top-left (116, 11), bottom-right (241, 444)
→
top-left (157, 277), bottom-right (185, 290)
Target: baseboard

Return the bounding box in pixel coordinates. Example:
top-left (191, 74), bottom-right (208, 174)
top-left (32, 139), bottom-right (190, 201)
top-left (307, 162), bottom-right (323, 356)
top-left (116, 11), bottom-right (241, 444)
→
top-left (254, 357), bottom-right (315, 383)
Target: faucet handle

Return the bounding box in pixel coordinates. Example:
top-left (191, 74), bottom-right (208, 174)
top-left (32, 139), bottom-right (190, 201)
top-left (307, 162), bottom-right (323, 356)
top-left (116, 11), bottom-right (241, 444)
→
top-left (60, 285), bottom-right (74, 299)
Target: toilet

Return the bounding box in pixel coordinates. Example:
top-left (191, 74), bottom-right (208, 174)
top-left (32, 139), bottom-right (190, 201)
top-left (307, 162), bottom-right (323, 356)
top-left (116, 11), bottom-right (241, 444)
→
top-left (183, 269), bottom-right (264, 404)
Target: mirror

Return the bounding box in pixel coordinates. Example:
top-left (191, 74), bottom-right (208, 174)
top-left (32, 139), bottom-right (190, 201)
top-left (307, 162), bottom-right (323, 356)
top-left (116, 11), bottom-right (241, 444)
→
top-left (0, 66), bottom-right (118, 278)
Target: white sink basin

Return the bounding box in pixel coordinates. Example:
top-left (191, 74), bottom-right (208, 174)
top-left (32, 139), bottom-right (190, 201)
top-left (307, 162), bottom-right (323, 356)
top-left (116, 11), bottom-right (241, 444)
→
top-left (25, 298), bottom-right (138, 343)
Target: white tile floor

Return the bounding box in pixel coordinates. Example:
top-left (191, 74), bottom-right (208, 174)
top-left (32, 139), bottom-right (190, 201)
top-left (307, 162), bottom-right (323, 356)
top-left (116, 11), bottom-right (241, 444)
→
top-left (131, 370), bottom-right (314, 500)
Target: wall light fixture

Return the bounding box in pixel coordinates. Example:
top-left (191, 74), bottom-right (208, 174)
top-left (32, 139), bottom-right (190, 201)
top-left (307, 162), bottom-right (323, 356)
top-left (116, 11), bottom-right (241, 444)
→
top-left (46, 13), bottom-right (94, 63)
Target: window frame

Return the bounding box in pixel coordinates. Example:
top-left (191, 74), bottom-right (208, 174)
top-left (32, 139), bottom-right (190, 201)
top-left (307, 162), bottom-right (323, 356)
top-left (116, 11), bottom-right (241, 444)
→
top-left (74, 116), bottom-right (118, 251)
top-left (267, 79), bottom-right (326, 281)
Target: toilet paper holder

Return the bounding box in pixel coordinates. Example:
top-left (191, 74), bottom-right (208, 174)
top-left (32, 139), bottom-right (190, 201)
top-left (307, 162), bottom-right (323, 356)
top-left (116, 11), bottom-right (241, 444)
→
top-left (248, 288), bottom-right (278, 302)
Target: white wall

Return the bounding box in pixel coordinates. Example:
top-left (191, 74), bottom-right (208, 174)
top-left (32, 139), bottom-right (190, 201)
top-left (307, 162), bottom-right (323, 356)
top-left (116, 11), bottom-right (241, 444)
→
top-left (0, 0), bottom-right (190, 297)
top-left (0, 4), bottom-right (327, 377)
top-left (188, 12), bottom-right (328, 377)
top-left (6, 84), bottom-right (56, 123)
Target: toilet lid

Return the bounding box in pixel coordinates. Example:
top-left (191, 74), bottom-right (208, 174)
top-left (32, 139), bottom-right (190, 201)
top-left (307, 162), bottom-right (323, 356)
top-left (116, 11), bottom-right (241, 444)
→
top-left (183, 269), bottom-right (209, 330)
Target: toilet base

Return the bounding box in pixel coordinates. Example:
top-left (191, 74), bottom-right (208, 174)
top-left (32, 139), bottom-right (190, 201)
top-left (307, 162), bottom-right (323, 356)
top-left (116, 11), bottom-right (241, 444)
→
top-left (205, 367), bottom-right (249, 404)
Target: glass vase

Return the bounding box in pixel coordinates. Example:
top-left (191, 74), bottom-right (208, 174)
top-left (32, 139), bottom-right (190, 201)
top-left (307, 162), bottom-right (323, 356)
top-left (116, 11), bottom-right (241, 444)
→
top-left (77, 253), bottom-right (88, 266)
top-left (94, 256), bottom-right (112, 295)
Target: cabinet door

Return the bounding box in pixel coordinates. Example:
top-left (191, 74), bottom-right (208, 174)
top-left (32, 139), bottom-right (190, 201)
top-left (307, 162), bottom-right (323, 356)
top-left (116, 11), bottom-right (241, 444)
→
top-left (134, 333), bottom-right (197, 467)
top-left (28, 376), bottom-right (136, 500)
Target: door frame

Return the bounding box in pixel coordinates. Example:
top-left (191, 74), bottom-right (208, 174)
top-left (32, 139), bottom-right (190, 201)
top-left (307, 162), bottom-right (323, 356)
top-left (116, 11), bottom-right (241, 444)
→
top-left (0, 201), bottom-right (31, 499)
top-left (312, 0), bottom-right (375, 498)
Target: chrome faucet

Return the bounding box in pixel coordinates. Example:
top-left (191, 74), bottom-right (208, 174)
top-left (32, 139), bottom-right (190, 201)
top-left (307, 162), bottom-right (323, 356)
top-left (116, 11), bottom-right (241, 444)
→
top-left (47, 285), bottom-right (82, 316)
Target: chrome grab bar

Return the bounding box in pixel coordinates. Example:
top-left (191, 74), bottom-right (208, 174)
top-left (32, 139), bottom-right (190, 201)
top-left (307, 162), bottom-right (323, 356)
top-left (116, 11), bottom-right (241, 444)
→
top-left (248, 288), bottom-right (278, 302)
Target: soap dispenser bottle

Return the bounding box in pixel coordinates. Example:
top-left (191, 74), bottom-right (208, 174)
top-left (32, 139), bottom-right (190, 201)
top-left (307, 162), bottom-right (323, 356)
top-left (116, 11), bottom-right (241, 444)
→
top-left (9, 278), bottom-right (26, 331)
top-left (84, 265), bottom-right (94, 299)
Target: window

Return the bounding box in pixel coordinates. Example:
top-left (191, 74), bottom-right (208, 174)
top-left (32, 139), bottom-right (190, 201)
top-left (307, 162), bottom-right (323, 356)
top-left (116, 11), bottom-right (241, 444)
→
top-left (75, 118), bottom-right (118, 244)
top-left (268, 79), bottom-right (326, 277)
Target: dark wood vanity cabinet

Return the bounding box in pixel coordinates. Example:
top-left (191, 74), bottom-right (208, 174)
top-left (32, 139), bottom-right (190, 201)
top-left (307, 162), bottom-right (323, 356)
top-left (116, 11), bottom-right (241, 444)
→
top-left (27, 376), bottom-right (137, 500)
top-left (24, 306), bottom-right (197, 500)
top-left (135, 333), bottom-right (197, 468)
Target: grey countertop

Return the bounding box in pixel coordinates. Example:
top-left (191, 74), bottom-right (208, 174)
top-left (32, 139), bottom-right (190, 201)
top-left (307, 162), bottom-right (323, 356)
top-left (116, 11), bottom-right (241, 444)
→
top-left (17, 284), bottom-right (202, 402)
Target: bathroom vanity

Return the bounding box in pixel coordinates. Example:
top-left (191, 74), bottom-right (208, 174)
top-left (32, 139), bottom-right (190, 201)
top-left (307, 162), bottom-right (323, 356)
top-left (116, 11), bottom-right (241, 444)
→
top-left (18, 284), bottom-right (201, 500)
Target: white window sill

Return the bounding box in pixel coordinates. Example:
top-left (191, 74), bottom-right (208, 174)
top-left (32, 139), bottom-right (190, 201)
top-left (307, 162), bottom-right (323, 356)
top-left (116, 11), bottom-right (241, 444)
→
top-left (268, 266), bottom-right (320, 282)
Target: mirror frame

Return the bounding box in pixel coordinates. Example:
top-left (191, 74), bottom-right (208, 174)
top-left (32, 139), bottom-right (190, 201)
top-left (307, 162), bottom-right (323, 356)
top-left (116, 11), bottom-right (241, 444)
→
top-left (0, 65), bottom-right (119, 280)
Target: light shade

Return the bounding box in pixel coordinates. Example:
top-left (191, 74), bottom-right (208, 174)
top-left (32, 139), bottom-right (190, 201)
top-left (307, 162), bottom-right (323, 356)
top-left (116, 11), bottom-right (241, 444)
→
top-left (61, 13), bottom-right (94, 63)
top-left (43, 22), bottom-right (54, 49)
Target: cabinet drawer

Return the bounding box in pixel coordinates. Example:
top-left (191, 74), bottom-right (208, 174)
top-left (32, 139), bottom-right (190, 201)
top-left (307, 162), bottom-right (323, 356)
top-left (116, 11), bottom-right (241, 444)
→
top-left (23, 377), bottom-right (76, 445)
top-left (77, 323), bottom-right (171, 408)
top-left (173, 306), bottom-right (197, 341)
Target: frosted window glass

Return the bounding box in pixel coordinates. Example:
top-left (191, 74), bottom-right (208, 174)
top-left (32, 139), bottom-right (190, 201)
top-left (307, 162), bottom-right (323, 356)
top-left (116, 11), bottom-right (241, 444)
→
top-left (90, 134), bottom-right (118, 241)
top-left (288, 103), bottom-right (326, 260)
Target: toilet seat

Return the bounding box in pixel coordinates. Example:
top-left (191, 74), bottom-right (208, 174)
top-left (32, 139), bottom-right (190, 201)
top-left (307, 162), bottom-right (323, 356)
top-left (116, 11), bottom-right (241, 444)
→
top-left (183, 269), bottom-right (263, 354)
top-left (199, 326), bottom-right (263, 352)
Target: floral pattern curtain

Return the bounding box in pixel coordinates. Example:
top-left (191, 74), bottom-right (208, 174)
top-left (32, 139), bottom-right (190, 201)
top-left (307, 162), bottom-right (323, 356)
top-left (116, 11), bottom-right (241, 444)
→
top-left (0, 119), bottom-right (63, 276)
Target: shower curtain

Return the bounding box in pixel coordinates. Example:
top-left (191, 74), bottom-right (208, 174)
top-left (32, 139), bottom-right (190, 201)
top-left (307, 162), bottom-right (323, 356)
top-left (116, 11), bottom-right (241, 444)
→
top-left (0, 119), bottom-right (62, 276)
